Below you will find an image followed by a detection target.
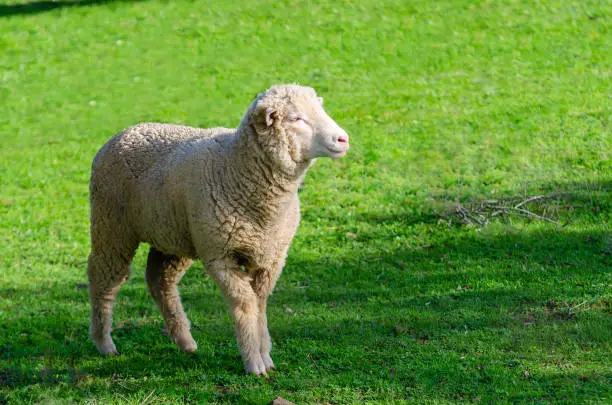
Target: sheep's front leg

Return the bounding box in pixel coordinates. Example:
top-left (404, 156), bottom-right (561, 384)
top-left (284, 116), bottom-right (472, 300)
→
top-left (257, 297), bottom-right (274, 371)
top-left (251, 263), bottom-right (285, 372)
top-left (207, 259), bottom-right (266, 375)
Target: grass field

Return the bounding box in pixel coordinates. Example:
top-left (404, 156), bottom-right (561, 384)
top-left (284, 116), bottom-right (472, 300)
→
top-left (1, 0), bottom-right (611, 403)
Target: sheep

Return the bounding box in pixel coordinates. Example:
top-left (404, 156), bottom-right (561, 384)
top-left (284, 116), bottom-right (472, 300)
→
top-left (87, 84), bottom-right (350, 375)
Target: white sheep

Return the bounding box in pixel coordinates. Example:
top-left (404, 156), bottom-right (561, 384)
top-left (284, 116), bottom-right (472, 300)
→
top-left (87, 84), bottom-right (350, 375)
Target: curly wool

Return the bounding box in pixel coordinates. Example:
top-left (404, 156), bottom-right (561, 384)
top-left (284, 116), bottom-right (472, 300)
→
top-left (87, 84), bottom-right (349, 375)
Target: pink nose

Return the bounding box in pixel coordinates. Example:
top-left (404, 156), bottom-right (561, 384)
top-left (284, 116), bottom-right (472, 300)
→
top-left (337, 135), bottom-right (348, 144)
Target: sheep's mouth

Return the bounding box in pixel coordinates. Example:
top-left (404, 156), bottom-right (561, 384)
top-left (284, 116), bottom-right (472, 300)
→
top-left (326, 146), bottom-right (348, 157)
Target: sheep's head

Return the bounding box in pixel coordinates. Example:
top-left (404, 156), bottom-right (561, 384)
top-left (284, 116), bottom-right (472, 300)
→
top-left (243, 84), bottom-right (349, 170)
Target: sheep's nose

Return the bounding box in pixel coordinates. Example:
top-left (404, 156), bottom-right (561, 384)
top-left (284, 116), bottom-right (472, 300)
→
top-left (337, 135), bottom-right (348, 144)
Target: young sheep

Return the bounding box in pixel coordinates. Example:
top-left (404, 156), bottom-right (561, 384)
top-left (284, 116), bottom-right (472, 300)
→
top-left (87, 84), bottom-right (349, 375)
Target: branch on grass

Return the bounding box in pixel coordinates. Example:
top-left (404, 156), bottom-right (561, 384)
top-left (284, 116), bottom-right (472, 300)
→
top-left (441, 193), bottom-right (568, 227)
top-left (488, 206), bottom-right (561, 225)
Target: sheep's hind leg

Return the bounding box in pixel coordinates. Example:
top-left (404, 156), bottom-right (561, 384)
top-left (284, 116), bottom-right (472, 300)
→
top-left (146, 247), bottom-right (196, 352)
top-left (88, 243), bottom-right (137, 356)
top-left (207, 258), bottom-right (266, 375)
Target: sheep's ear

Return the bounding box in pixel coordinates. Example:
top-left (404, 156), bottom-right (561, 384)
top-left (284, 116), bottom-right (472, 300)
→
top-left (265, 108), bottom-right (277, 127)
top-left (317, 97), bottom-right (324, 105)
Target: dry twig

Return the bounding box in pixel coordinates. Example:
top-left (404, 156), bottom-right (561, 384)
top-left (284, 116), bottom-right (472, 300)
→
top-left (442, 192), bottom-right (569, 227)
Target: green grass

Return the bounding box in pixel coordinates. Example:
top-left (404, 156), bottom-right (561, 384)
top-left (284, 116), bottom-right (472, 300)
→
top-left (1, 0), bottom-right (611, 403)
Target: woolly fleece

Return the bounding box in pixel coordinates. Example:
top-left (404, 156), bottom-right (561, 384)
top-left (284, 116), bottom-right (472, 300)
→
top-left (87, 84), bottom-right (349, 374)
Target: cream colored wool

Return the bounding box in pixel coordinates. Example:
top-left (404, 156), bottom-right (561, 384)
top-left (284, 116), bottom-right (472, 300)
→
top-left (87, 84), bottom-right (349, 375)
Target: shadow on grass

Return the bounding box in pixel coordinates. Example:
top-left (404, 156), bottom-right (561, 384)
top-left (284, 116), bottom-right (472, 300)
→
top-left (1, 182), bottom-right (610, 402)
top-left (0, 0), bottom-right (145, 18)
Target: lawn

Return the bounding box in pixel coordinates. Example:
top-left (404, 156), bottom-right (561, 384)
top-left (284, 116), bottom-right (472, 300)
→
top-left (0, 0), bottom-right (611, 403)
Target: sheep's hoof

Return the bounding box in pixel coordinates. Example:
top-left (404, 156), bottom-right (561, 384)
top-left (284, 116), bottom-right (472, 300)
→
top-left (175, 335), bottom-right (198, 353)
top-left (105, 350), bottom-right (120, 356)
top-left (95, 340), bottom-right (120, 356)
top-left (248, 369), bottom-right (268, 377)
top-left (181, 343), bottom-right (198, 353)
top-left (245, 357), bottom-right (267, 376)
top-left (261, 353), bottom-right (275, 371)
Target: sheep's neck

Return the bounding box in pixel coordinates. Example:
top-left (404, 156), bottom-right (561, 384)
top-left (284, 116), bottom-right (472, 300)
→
top-left (225, 130), bottom-right (308, 223)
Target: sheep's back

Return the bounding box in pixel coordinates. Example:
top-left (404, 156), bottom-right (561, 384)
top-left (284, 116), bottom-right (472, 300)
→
top-left (97, 123), bottom-right (231, 181)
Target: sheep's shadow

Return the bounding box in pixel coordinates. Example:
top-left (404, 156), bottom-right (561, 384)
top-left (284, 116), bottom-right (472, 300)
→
top-left (0, 0), bottom-right (146, 18)
top-left (1, 180), bottom-right (609, 399)
top-left (2, 227), bottom-right (609, 386)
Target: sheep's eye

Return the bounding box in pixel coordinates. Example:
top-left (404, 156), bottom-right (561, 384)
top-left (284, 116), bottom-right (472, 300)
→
top-left (289, 116), bottom-right (302, 122)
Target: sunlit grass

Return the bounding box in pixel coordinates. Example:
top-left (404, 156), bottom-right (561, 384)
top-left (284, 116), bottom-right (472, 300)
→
top-left (1, 0), bottom-right (610, 403)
